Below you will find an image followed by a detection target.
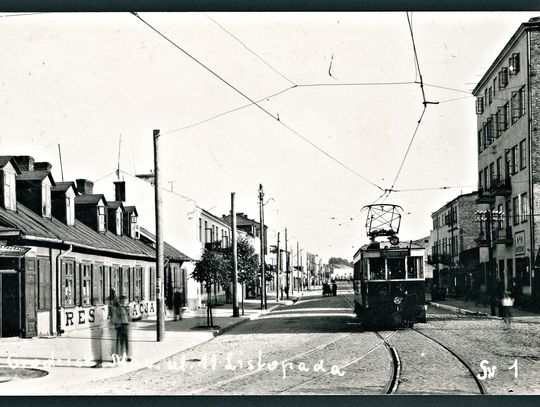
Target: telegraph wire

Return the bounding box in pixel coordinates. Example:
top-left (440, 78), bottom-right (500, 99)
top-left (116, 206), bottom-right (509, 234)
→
top-left (204, 13), bottom-right (296, 87)
top-left (296, 81), bottom-right (416, 88)
top-left (133, 12), bottom-right (385, 192)
top-left (161, 85), bottom-right (296, 135)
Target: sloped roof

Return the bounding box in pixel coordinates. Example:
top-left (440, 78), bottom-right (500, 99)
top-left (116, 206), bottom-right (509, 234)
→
top-left (0, 203), bottom-right (156, 260)
top-left (75, 194), bottom-right (107, 205)
top-left (16, 170), bottom-right (55, 185)
top-left (139, 227), bottom-right (192, 262)
top-left (107, 201), bottom-right (124, 210)
top-left (124, 206), bottom-right (138, 216)
top-left (0, 156), bottom-right (22, 173)
top-left (52, 181), bottom-right (78, 193)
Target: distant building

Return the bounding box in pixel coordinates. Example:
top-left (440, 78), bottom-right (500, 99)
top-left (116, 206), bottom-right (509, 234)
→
top-left (473, 17), bottom-right (540, 304)
top-left (429, 192), bottom-right (480, 297)
top-left (331, 264), bottom-right (353, 280)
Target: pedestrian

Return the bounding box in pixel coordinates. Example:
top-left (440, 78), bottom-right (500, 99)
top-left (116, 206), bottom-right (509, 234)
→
top-left (91, 299), bottom-right (104, 368)
top-left (173, 291), bottom-right (182, 321)
top-left (501, 291), bottom-right (514, 325)
top-left (112, 295), bottom-right (132, 362)
top-left (332, 281), bottom-right (337, 296)
top-left (441, 284), bottom-right (447, 301)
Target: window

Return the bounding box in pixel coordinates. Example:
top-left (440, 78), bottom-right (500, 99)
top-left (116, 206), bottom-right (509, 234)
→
top-left (204, 220), bottom-right (208, 243)
top-left (509, 53), bottom-right (520, 75)
top-left (496, 157), bottom-right (502, 181)
top-left (502, 103), bottom-right (509, 131)
top-left (98, 206), bottom-right (106, 232)
top-left (520, 193), bottom-right (528, 223)
top-left (493, 78), bottom-right (497, 96)
top-left (489, 163), bottom-right (495, 186)
top-left (506, 200), bottom-right (512, 229)
top-left (38, 258), bottom-right (51, 310)
top-left (497, 204), bottom-right (504, 230)
top-left (3, 171), bottom-right (16, 210)
top-left (511, 86), bottom-right (525, 123)
top-left (110, 266), bottom-right (120, 300)
top-left (199, 218), bottom-right (202, 242)
top-left (42, 183), bottom-right (51, 218)
top-left (81, 263), bottom-right (92, 306)
top-left (495, 111), bottom-right (501, 137)
top-left (483, 167), bottom-right (489, 189)
top-left (513, 197), bottom-right (519, 226)
top-left (488, 87), bottom-right (493, 105)
top-left (150, 267), bottom-right (156, 300)
top-left (388, 258), bottom-right (405, 280)
top-left (484, 118), bottom-right (494, 145)
top-left (506, 148), bottom-right (517, 176)
top-left (62, 260), bottom-right (75, 307)
top-left (369, 258), bottom-right (385, 280)
top-left (121, 267), bottom-right (129, 299)
top-left (478, 129), bottom-right (483, 153)
top-left (407, 257), bottom-right (423, 279)
top-left (512, 145), bottom-right (518, 174)
top-left (476, 97), bottom-right (484, 114)
top-left (499, 67), bottom-right (508, 88)
top-left (92, 265), bottom-right (104, 305)
top-left (519, 139), bottom-right (526, 170)
top-left (479, 171), bottom-right (483, 190)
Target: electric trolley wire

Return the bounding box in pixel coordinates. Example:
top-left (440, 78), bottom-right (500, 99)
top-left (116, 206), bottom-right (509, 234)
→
top-left (133, 12), bottom-right (385, 192)
top-left (296, 81), bottom-right (416, 88)
top-left (204, 13), bottom-right (296, 87)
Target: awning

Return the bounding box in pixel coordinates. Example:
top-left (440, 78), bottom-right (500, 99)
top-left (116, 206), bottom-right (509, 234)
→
top-left (0, 245), bottom-right (31, 258)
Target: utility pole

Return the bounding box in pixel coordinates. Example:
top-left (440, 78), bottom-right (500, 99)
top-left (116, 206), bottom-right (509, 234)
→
top-left (231, 192), bottom-right (239, 317)
top-left (153, 129), bottom-right (165, 342)
top-left (259, 184), bottom-right (266, 310)
top-left (476, 210), bottom-right (497, 317)
top-left (307, 254), bottom-right (311, 291)
top-left (276, 232), bottom-right (280, 302)
top-left (285, 228), bottom-right (289, 299)
top-left (297, 241), bottom-right (300, 293)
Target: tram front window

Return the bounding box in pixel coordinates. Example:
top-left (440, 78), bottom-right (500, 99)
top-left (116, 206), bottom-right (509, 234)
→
top-left (369, 258), bottom-right (385, 280)
top-left (407, 256), bottom-right (423, 279)
top-left (388, 258), bottom-right (405, 279)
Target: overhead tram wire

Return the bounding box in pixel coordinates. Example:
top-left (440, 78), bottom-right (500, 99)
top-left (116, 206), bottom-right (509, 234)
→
top-left (132, 12), bottom-right (385, 193)
top-left (204, 13), bottom-right (296, 87)
top-left (383, 12), bottom-right (439, 201)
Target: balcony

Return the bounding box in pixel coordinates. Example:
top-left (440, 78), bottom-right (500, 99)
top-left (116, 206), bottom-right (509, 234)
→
top-left (493, 226), bottom-right (513, 245)
top-left (476, 187), bottom-right (495, 204)
top-left (488, 176), bottom-right (512, 197)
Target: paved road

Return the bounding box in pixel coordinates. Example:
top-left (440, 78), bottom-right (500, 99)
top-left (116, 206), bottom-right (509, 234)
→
top-left (68, 281), bottom-right (540, 395)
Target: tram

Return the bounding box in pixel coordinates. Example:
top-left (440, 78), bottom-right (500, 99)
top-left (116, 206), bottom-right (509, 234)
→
top-left (353, 205), bottom-right (426, 328)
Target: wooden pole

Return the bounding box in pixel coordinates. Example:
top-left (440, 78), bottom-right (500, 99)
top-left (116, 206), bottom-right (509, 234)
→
top-left (259, 184), bottom-right (266, 310)
top-left (231, 192), bottom-right (239, 317)
top-left (153, 129), bottom-right (165, 341)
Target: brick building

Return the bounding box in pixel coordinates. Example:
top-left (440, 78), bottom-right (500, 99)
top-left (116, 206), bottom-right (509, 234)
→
top-left (473, 17), bottom-right (540, 307)
top-left (429, 192), bottom-right (480, 297)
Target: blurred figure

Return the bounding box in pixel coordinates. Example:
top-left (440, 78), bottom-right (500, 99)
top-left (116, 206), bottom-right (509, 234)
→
top-left (441, 284), bottom-right (447, 301)
top-left (332, 281), bottom-right (337, 296)
top-left (173, 291), bottom-right (182, 321)
top-left (113, 295), bottom-right (131, 362)
top-left (91, 300), bottom-right (104, 368)
top-left (501, 291), bottom-right (514, 325)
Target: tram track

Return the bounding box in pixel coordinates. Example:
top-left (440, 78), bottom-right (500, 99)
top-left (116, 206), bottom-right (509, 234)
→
top-left (411, 328), bottom-right (487, 394)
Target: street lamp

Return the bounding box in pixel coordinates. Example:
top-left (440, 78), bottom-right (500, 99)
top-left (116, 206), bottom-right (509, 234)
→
top-left (475, 209), bottom-right (504, 317)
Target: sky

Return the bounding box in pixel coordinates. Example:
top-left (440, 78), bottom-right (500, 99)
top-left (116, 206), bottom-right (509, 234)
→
top-left (1, 11), bottom-right (539, 262)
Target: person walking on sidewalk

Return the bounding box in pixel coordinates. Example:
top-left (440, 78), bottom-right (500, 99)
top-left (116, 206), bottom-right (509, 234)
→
top-left (501, 291), bottom-right (514, 325)
top-left (173, 291), bottom-right (183, 321)
top-left (112, 295), bottom-right (132, 362)
top-left (91, 299), bottom-right (105, 368)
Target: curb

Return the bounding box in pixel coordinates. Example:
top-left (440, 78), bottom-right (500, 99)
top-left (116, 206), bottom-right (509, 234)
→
top-left (428, 301), bottom-right (499, 318)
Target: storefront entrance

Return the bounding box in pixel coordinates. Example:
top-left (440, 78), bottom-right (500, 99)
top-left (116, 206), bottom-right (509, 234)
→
top-left (0, 271), bottom-right (20, 337)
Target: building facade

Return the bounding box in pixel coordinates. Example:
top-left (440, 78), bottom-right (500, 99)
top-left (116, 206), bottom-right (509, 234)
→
top-left (429, 192), bottom-right (480, 297)
top-left (473, 17), bottom-right (540, 306)
top-left (0, 156), bottom-right (189, 338)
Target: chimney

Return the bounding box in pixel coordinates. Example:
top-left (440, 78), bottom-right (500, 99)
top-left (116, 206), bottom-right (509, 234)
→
top-left (13, 156), bottom-right (35, 171)
top-left (34, 162), bottom-right (52, 171)
top-left (76, 179), bottom-right (94, 195)
top-left (114, 180), bottom-right (126, 202)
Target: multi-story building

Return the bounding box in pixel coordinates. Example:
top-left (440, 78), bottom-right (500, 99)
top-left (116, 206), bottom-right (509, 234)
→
top-left (473, 17), bottom-right (540, 306)
top-left (429, 192), bottom-right (480, 297)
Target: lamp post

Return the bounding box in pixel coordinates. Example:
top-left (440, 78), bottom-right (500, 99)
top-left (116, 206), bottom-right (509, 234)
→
top-left (476, 209), bottom-right (504, 317)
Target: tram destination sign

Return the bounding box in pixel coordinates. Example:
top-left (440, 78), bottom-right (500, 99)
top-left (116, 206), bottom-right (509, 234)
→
top-left (382, 248), bottom-right (410, 258)
top-left (0, 245), bottom-right (31, 258)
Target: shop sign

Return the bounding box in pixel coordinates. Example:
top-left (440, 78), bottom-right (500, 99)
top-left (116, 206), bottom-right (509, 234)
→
top-left (0, 245), bottom-right (31, 258)
top-left (515, 231), bottom-right (525, 256)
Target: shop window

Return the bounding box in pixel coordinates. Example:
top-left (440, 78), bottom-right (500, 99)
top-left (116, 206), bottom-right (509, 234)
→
top-left (92, 265), bottom-right (104, 305)
top-left (110, 266), bottom-right (120, 301)
top-left (81, 263), bottom-right (92, 306)
top-left (62, 261), bottom-right (75, 307)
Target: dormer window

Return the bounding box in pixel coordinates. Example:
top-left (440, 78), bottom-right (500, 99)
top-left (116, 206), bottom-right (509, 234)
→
top-left (3, 170), bottom-right (16, 211)
top-left (116, 209), bottom-right (122, 236)
top-left (131, 214), bottom-right (140, 239)
top-left (42, 181), bottom-right (51, 218)
top-left (65, 193), bottom-right (75, 226)
top-left (98, 206), bottom-right (106, 232)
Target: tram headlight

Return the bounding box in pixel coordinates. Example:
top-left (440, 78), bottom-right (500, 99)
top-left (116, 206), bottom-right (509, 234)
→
top-left (393, 296), bottom-right (403, 305)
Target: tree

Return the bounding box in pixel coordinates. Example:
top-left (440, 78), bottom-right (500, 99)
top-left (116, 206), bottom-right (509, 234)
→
top-left (328, 257), bottom-right (353, 267)
top-left (221, 236), bottom-right (260, 313)
top-left (191, 248), bottom-right (227, 327)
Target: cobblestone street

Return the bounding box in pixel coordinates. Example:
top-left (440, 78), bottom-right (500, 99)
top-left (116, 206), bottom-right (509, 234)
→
top-left (43, 285), bottom-right (540, 396)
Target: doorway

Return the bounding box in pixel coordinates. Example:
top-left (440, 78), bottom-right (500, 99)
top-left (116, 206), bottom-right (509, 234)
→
top-left (0, 271), bottom-right (20, 337)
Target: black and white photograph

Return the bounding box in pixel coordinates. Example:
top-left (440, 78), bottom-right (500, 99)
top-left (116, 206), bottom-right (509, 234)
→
top-left (0, 6), bottom-right (540, 399)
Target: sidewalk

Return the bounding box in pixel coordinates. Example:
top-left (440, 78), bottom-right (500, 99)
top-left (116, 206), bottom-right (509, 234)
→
top-left (428, 294), bottom-right (540, 320)
top-left (0, 292), bottom-right (300, 395)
